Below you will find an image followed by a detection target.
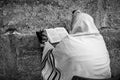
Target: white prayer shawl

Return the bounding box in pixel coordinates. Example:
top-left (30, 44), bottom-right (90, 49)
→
top-left (42, 13), bottom-right (111, 80)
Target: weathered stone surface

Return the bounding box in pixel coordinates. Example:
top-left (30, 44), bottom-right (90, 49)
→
top-left (0, 29), bottom-right (120, 79)
top-left (1, 0), bottom-right (120, 30)
top-left (0, 0), bottom-right (120, 79)
top-left (100, 29), bottom-right (120, 77)
top-left (0, 33), bottom-right (42, 80)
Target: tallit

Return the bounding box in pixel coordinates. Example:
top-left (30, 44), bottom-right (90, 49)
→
top-left (42, 12), bottom-right (111, 80)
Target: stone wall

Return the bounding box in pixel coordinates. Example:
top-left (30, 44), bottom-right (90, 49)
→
top-left (0, 33), bottom-right (42, 80)
top-left (0, 0), bottom-right (120, 80)
top-left (1, 0), bottom-right (120, 30)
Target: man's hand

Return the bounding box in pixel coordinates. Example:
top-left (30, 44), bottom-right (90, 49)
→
top-left (36, 29), bottom-right (48, 51)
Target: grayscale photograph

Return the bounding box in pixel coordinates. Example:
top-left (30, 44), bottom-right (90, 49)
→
top-left (0, 0), bottom-right (120, 80)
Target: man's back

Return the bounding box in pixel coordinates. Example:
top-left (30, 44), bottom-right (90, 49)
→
top-left (53, 34), bottom-right (111, 80)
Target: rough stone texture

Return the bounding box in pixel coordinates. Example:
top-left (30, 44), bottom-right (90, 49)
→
top-left (0, 28), bottom-right (120, 80)
top-left (0, 33), bottom-right (42, 80)
top-left (1, 0), bottom-right (120, 31)
top-left (0, 0), bottom-right (120, 80)
top-left (100, 29), bottom-right (120, 77)
top-left (16, 34), bottom-right (42, 80)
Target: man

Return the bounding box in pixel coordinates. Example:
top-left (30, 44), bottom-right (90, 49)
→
top-left (41, 10), bottom-right (111, 80)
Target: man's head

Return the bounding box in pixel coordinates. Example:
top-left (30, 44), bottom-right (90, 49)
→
top-left (70, 9), bottom-right (82, 32)
top-left (71, 10), bottom-right (99, 34)
top-left (72, 10), bottom-right (81, 15)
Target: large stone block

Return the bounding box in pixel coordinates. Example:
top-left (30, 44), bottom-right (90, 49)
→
top-left (0, 33), bottom-right (42, 80)
top-left (100, 29), bottom-right (120, 77)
